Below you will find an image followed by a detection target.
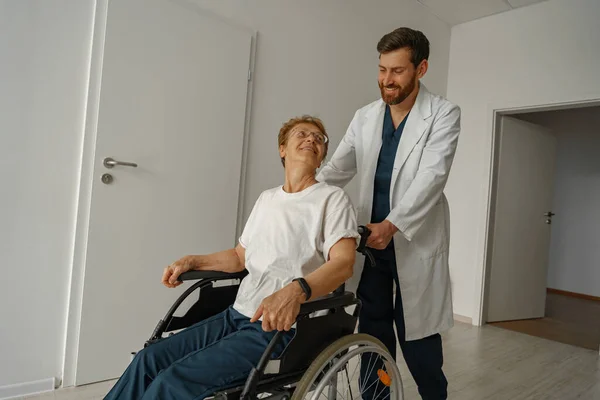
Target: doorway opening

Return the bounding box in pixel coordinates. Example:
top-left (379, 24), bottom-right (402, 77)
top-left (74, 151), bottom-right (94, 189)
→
top-left (482, 102), bottom-right (600, 352)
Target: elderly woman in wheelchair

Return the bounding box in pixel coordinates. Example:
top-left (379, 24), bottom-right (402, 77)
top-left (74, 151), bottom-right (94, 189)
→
top-left (104, 116), bottom-right (403, 400)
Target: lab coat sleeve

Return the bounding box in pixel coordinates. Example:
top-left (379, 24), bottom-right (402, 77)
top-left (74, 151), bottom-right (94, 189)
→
top-left (316, 110), bottom-right (360, 188)
top-left (386, 104), bottom-right (461, 241)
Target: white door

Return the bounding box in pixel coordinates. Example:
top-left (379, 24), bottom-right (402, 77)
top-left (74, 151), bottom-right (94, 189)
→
top-left (74, 0), bottom-right (252, 385)
top-left (486, 116), bottom-right (557, 322)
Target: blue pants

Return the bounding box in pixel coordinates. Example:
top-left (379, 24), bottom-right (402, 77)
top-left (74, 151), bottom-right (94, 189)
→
top-left (104, 306), bottom-right (295, 400)
top-left (357, 245), bottom-right (448, 400)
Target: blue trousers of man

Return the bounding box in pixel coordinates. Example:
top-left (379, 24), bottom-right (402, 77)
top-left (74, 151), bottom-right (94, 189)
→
top-left (104, 306), bottom-right (295, 400)
top-left (357, 245), bottom-right (448, 400)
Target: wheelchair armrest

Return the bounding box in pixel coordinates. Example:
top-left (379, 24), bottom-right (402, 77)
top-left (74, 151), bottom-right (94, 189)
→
top-left (178, 269), bottom-right (248, 282)
top-left (298, 291), bottom-right (357, 316)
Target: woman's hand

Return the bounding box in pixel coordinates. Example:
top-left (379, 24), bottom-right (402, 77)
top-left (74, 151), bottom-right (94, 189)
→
top-left (250, 281), bottom-right (306, 332)
top-left (161, 255), bottom-right (196, 288)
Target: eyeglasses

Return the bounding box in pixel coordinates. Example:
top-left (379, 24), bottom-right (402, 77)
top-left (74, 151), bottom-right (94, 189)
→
top-left (292, 129), bottom-right (328, 144)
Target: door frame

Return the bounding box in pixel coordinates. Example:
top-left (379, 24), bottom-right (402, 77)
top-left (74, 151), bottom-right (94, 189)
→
top-left (61, 0), bottom-right (257, 387)
top-left (474, 94), bottom-right (600, 327)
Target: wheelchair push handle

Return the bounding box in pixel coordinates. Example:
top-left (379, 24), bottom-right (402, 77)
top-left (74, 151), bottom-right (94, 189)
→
top-left (357, 225), bottom-right (376, 268)
top-left (357, 225), bottom-right (370, 251)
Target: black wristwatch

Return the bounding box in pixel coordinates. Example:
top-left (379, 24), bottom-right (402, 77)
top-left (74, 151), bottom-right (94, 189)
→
top-left (292, 277), bottom-right (312, 301)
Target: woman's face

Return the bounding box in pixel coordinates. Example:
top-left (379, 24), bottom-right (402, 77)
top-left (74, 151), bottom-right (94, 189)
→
top-left (279, 122), bottom-right (327, 170)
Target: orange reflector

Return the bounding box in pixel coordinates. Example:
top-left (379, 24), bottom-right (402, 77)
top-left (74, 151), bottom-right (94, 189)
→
top-left (377, 369), bottom-right (391, 387)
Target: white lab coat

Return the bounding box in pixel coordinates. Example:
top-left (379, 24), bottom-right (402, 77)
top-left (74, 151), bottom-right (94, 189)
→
top-left (317, 83), bottom-right (460, 341)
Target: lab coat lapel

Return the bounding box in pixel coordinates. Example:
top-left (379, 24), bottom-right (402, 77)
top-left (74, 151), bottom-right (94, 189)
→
top-left (390, 84), bottom-right (432, 193)
top-left (358, 101), bottom-right (385, 216)
top-left (364, 102), bottom-right (385, 174)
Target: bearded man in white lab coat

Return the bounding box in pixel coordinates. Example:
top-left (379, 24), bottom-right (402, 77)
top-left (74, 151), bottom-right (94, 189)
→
top-left (317, 27), bottom-right (460, 400)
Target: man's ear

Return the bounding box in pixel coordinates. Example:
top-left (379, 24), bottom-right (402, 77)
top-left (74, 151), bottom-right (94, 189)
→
top-left (417, 59), bottom-right (428, 79)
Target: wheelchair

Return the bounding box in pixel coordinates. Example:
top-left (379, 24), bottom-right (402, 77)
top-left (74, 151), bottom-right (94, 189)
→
top-left (143, 226), bottom-right (404, 400)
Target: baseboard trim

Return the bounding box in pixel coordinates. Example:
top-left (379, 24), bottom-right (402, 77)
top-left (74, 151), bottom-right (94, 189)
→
top-left (454, 313), bottom-right (472, 324)
top-left (547, 288), bottom-right (600, 302)
top-left (0, 378), bottom-right (56, 399)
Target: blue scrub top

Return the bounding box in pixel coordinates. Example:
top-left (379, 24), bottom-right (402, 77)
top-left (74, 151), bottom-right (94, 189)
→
top-left (370, 105), bottom-right (410, 226)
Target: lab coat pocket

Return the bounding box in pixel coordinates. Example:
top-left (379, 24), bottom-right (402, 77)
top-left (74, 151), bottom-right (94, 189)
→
top-left (411, 202), bottom-right (448, 260)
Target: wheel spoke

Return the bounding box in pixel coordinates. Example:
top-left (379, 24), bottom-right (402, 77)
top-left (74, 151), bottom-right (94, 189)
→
top-left (360, 351), bottom-right (375, 392)
top-left (344, 365), bottom-right (354, 400)
top-left (360, 353), bottom-right (386, 399)
top-left (362, 353), bottom-right (380, 393)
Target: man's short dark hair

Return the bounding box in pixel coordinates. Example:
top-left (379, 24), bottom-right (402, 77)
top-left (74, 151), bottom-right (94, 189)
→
top-left (377, 27), bottom-right (430, 67)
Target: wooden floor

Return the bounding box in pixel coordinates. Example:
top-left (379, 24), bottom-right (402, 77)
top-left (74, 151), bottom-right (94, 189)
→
top-left (490, 291), bottom-right (600, 351)
top-left (16, 321), bottom-right (600, 400)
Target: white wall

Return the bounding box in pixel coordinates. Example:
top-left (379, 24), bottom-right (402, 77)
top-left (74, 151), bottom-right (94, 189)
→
top-left (1, 0), bottom-right (451, 393)
top-left (0, 0), bottom-right (95, 391)
top-left (188, 0), bottom-right (452, 218)
top-left (517, 107), bottom-right (600, 298)
top-left (445, 0), bottom-right (600, 321)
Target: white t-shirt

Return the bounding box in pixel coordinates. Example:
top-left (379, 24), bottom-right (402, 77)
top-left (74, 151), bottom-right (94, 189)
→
top-left (232, 182), bottom-right (359, 319)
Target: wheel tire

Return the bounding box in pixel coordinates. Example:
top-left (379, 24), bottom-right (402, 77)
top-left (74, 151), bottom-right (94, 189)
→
top-left (291, 333), bottom-right (401, 400)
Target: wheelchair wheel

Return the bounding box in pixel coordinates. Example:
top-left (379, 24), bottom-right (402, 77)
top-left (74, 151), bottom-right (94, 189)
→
top-left (291, 333), bottom-right (403, 400)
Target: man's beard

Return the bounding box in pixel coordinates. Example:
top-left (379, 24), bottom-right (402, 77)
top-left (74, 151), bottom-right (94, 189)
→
top-left (379, 77), bottom-right (416, 105)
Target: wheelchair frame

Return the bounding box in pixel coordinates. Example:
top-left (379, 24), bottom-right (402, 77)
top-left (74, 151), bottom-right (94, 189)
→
top-left (144, 226), bottom-right (378, 400)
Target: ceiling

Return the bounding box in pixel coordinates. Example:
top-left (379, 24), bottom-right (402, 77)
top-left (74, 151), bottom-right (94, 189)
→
top-left (416, 0), bottom-right (548, 26)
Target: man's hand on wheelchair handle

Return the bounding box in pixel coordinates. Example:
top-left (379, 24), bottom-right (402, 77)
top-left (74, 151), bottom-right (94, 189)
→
top-left (162, 255), bottom-right (195, 288)
top-left (366, 220), bottom-right (399, 250)
top-left (250, 282), bottom-right (306, 332)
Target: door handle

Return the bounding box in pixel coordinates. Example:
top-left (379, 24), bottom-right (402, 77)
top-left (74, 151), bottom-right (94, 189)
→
top-left (543, 211), bottom-right (555, 217)
top-left (103, 157), bottom-right (138, 169)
